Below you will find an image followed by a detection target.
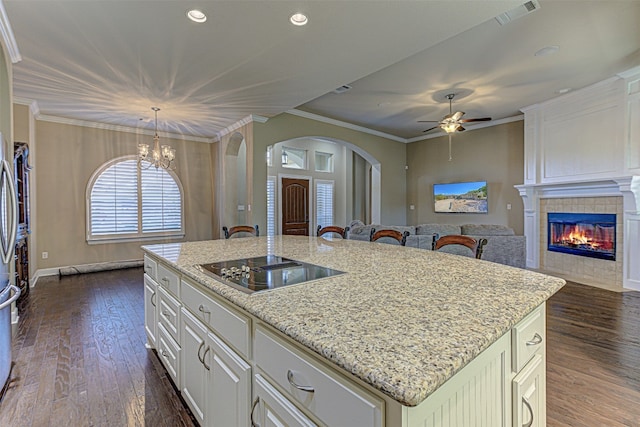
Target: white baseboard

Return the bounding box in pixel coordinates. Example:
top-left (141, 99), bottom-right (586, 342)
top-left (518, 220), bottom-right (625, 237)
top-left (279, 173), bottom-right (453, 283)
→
top-left (33, 259), bottom-right (143, 286)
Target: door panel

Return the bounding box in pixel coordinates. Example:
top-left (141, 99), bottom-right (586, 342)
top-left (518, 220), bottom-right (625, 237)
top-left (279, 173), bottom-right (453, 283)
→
top-left (281, 178), bottom-right (309, 236)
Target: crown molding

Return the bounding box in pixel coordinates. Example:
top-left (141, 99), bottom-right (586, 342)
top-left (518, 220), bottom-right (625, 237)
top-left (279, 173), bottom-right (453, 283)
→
top-left (286, 109), bottom-right (407, 143)
top-left (35, 113), bottom-right (215, 143)
top-left (13, 97), bottom-right (40, 116)
top-left (215, 114), bottom-right (269, 141)
top-left (405, 114), bottom-right (524, 143)
top-left (0, 1), bottom-right (21, 63)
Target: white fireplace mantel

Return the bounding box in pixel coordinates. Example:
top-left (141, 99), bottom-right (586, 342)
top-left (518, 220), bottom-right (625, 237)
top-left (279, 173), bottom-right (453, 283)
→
top-left (516, 177), bottom-right (640, 291)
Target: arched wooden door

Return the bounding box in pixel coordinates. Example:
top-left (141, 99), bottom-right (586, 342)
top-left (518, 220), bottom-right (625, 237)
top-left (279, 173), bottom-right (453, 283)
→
top-left (281, 177), bottom-right (309, 235)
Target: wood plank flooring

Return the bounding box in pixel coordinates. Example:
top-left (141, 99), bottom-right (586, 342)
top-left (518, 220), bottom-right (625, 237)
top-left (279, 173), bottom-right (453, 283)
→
top-left (546, 281), bottom-right (640, 427)
top-left (0, 268), bottom-right (196, 427)
top-left (0, 269), bottom-right (639, 426)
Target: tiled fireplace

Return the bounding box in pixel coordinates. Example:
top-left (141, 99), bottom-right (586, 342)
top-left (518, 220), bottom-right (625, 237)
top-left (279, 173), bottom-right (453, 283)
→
top-left (517, 178), bottom-right (640, 292)
top-left (540, 197), bottom-right (623, 289)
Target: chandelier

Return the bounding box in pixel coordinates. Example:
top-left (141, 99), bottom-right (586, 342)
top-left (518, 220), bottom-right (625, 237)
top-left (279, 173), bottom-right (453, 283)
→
top-left (138, 107), bottom-right (176, 170)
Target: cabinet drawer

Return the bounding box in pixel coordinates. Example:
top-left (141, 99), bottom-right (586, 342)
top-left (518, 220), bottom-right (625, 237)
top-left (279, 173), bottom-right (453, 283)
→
top-left (254, 374), bottom-right (317, 427)
top-left (143, 254), bottom-right (158, 281)
top-left (157, 263), bottom-right (180, 297)
top-left (158, 286), bottom-right (181, 343)
top-left (158, 323), bottom-right (181, 388)
top-left (513, 354), bottom-right (544, 427)
top-left (181, 278), bottom-right (250, 358)
top-left (513, 305), bottom-right (545, 372)
top-left (255, 326), bottom-right (384, 427)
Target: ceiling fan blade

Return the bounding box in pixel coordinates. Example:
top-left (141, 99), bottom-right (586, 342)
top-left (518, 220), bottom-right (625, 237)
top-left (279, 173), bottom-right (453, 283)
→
top-left (422, 126), bottom-right (440, 133)
top-left (451, 111), bottom-right (465, 121)
top-left (459, 117), bottom-right (492, 123)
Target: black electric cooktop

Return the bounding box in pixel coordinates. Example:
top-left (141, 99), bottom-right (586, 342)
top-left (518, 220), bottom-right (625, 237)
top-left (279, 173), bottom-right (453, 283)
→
top-left (197, 255), bottom-right (345, 294)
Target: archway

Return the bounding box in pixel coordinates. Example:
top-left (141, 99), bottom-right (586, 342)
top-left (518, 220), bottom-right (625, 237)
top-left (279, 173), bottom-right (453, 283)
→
top-left (265, 136), bottom-right (381, 235)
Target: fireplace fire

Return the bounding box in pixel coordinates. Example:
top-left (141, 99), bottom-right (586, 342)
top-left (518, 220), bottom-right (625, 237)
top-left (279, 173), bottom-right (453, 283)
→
top-left (547, 213), bottom-right (616, 261)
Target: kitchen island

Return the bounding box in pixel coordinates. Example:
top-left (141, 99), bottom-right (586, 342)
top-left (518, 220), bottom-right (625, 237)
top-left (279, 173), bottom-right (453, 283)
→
top-left (143, 236), bottom-right (565, 427)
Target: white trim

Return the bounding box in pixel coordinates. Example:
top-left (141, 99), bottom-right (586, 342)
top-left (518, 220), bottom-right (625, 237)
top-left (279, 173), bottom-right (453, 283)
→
top-left (216, 114), bottom-right (269, 140)
top-left (286, 109), bottom-right (407, 143)
top-left (33, 259), bottom-right (144, 285)
top-left (86, 155), bottom-right (185, 243)
top-left (0, 2), bottom-right (21, 63)
top-left (32, 267), bottom-right (61, 285)
top-left (17, 106), bottom-right (214, 143)
top-left (406, 115), bottom-right (525, 143)
top-left (617, 65), bottom-right (640, 80)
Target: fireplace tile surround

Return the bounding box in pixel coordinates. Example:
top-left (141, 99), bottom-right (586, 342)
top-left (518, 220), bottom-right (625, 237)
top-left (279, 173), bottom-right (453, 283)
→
top-left (541, 197), bottom-right (623, 289)
top-left (517, 178), bottom-right (640, 292)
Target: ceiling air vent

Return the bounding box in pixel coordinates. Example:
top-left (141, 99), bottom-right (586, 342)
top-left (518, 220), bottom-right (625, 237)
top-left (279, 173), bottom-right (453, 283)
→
top-left (333, 85), bottom-right (352, 94)
top-left (495, 0), bottom-right (540, 26)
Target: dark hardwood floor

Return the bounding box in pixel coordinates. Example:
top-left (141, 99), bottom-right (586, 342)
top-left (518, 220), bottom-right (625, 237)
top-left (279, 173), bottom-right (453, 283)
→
top-left (0, 268), bottom-right (196, 427)
top-left (546, 281), bottom-right (640, 427)
top-left (1, 269), bottom-right (639, 426)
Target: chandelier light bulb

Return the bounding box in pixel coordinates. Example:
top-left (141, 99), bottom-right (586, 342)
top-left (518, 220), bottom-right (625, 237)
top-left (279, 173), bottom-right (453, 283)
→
top-left (138, 107), bottom-right (176, 170)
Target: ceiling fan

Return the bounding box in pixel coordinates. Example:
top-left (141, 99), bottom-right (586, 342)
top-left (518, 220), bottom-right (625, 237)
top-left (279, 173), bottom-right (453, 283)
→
top-left (419, 93), bottom-right (491, 133)
top-left (418, 93), bottom-right (492, 161)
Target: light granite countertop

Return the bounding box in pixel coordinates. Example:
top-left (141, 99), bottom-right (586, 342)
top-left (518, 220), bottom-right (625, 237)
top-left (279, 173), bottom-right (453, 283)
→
top-left (142, 236), bottom-right (565, 407)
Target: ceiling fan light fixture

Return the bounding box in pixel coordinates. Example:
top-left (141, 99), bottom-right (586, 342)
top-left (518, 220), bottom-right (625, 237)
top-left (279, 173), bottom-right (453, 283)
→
top-left (187, 9), bottom-right (207, 23)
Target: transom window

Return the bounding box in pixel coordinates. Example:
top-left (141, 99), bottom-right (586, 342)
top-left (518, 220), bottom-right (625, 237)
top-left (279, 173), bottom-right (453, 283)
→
top-left (86, 156), bottom-right (184, 243)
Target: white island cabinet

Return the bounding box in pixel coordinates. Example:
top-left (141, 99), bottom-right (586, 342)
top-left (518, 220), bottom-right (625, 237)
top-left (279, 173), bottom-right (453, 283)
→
top-left (142, 237), bottom-right (563, 427)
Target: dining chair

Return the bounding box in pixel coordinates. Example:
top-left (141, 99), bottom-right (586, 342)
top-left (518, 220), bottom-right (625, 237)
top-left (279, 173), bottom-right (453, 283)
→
top-left (369, 228), bottom-right (410, 246)
top-left (222, 225), bottom-right (259, 239)
top-left (432, 234), bottom-right (487, 259)
top-left (317, 225), bottom-right (350, 239)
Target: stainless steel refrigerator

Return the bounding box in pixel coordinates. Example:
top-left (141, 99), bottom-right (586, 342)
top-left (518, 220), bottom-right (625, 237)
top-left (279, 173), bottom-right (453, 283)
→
top-left (0, 156), bottom-right (19, 400)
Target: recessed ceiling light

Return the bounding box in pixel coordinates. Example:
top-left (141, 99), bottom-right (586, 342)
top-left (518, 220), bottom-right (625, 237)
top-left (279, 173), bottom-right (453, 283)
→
top-left (556, 88), bottom-right (572, 94)
top-left (290, 13), bottom-right (308, 26)
top-left (187, 9), bottom-right (207, 23)
top-left (534, 45), bottom-right (559, 57)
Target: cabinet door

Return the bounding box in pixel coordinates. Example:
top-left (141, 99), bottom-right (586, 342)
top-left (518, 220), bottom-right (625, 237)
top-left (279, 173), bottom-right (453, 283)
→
top-left (513, 354), bottom-right (545, 427)
top-left (181, 309), bottom-right (208, 426)
top-left (144, 275), bottom-right (157, 348)
top-left (253, 374), bottom-right (316, 427)
top-left (206, 331), bottom-right (251, 427)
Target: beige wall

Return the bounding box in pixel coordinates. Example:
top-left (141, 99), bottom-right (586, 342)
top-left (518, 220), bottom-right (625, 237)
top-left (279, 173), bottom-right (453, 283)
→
top-left (34, 120), bottom-right (214, 270)
top-left (253, 113), bottom-right (407, 229)
top-left (406, 121), bottom-right (524, 234)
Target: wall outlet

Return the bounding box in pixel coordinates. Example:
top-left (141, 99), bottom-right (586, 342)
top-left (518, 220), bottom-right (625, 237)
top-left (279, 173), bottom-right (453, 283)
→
top-left (409, 205), bottom-right (415, 210)
top-left (507, 203), bottom-right (512, 210)
top-left (42, 251), bottom-right (49, 259)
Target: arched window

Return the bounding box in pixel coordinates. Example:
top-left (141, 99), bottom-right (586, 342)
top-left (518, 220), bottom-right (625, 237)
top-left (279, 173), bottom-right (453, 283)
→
top-left (86, 156), bottom-right (184, 243)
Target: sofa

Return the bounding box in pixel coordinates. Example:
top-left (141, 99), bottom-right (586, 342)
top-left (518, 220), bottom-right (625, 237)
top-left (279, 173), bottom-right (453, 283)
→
top-left (347, 221), bottom-right (526, 269)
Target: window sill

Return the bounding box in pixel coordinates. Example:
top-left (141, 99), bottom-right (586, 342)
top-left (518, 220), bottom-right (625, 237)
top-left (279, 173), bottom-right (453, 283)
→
top-left (87, 233), bottom-right (185, 245)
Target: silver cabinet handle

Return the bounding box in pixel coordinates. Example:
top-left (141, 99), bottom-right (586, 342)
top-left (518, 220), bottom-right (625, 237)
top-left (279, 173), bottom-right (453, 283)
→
top-left (287, 370), bottom-right (314, 393)
top-left (150, 292), bottom-right (156, 307)
top-left (161, 277), bottom-right (169, 283)
top-left (161, 350), bottom-right (169, 358)
top-left (197, 341), bottom-right (205, 364)
top-left (526, 333), bottom-right (543, 346)
top-left (522, 396), bottom-right (534, 427)
top-left (162, 309), bottom-right (170, 318)
top-left (250, 397), bottom-right (260, 427)
top-left (198, 304), bottom-right (211, 314)
top-left (144, 265), bottom-right (152, 273)
top-left (202, 346), bottom-right (211, 371)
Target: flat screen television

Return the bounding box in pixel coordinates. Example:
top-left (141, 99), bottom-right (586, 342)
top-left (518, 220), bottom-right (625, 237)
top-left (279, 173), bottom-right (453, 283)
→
top-left (433, 180), bottom-right (488, 213)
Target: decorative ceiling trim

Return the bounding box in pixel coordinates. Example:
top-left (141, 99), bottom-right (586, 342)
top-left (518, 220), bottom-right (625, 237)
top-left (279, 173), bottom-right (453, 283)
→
top-left (286, 109), bottom-right (407, 143)
top-left (13, 97), bottom-right (40, 116)
top-left (35, 113), bottom-right (215, 144)
top-left (405, 114), bottom-right (524, 143)
top-left (215, 114), bottom-right (269, 140)
top-left (0, 2), bottom-right (21, 63)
